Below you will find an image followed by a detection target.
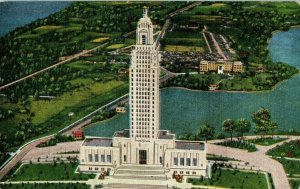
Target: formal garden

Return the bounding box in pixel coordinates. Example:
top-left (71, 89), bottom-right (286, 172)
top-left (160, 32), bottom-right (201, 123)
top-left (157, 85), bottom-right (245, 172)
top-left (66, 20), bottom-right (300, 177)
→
top-left (267, 140), bottom-right (300, 158)
top-left (188, 166), bottom-right (269, 189)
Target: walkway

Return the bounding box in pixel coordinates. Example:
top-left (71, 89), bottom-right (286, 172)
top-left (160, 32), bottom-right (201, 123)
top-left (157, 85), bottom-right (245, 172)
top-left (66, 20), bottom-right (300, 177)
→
top-left (208, 135), bottom-right (300, 189)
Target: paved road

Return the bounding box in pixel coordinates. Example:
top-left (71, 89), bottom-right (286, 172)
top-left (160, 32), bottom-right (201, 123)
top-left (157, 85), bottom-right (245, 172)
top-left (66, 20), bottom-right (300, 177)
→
top-left (0, 136), bottom-right (52, 179)
top-left (208, 135), bottom-right (300, 189)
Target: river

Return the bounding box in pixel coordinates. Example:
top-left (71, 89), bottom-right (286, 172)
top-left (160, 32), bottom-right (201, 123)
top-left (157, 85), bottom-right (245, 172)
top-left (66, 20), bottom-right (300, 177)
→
top-left (84, 27), bottom-right (300, 137)
top-left (0, 1), bottom-right (70, 37)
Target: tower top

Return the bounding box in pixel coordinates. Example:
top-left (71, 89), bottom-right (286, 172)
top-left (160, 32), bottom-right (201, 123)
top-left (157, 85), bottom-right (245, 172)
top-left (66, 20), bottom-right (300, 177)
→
top-left (143, 6), bottom-right (149, 18)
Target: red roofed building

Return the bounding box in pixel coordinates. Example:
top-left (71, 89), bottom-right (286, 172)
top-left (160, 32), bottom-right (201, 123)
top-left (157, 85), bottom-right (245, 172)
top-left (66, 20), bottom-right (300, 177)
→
top-left (72, 130), bottom-right (85, 140)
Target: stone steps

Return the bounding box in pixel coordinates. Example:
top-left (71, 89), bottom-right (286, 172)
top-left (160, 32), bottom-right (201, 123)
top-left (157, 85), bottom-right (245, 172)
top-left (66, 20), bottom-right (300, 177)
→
top-left (113, 175), bottom-right (167, 181)
top-left (106, 183), bottom-right (169, 189)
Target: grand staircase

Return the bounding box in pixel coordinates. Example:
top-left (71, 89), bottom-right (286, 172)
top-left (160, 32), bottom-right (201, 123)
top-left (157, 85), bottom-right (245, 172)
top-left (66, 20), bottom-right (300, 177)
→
top-left (105, 164), bottom-right (169, 189)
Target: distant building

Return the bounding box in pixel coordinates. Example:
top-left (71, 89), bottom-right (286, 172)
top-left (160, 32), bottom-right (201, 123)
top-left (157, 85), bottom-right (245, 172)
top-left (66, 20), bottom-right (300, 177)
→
top-left (73, 130), bottom-right (84, 140)
top-left (208, 84), bottom-right (219, 91)
top-left (115, 107), bottom-right (126, 113)
top-left (199, 60), bottom-right (244, 74)
top-left (79, 7), bottom-right (209, 180)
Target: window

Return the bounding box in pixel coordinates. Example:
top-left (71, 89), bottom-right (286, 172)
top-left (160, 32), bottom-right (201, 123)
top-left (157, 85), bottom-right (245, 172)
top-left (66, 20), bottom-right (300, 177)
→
top-left (124, 155), bottom-right (127, 162)
top-left (89, 167), bottom-right (92, 170)
top-left (107, 155), bottom-right (112, 163)
top-left (186, 158), bottom-right (191, 166)
top-left (94, 154), bottom-right (99, 162)
top-left (186, 171), bottom-right (190, 175)
top-left (159, 156), bottom-right (162, 164)
top-left (88, 154), bottom-right (93, 162)
top-left (180, 158), bottom-right (184, 166)
top-left (142, 35), bottom-right (146, 44)
top-left (180, 171), bottom-right (183, 174)
top-left (95, 167), bottom-right (98, 171)
top-left (101, 154), bottom-right (105, 162)
top-left (193, 158), bottom-right (197, 166)
top-left (174, 157), bottom-right (178, 166)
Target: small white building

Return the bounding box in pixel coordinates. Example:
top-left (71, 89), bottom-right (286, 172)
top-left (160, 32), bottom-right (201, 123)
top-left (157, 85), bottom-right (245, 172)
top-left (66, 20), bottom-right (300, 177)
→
top-left (79, 7), bottom-right (208, 180)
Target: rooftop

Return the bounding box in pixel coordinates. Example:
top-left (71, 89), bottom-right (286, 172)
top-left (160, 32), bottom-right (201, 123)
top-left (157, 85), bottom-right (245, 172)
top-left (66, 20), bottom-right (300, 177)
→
top-left (82, 138), bottom-right (113, 147)
top-left (175, 141), bottom-right (205, 151)
top-left (158, 130), bottom-right (175, 140)
top-left (114, 129), bottom-right (130, 138)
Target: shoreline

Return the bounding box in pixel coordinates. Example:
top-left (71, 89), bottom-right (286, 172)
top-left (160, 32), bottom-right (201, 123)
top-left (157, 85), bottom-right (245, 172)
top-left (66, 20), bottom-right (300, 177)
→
top-left (161, 71), bottom-right (300, 94)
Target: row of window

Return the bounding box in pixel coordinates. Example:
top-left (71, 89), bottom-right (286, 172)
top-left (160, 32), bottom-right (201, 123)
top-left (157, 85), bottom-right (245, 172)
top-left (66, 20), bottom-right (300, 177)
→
top-left (88, 167), bottom-right (111, 172)
top-left (174, 171), bottom-right (197, 175)
top-left (134, 69), bottom-right (155, 74)
top-left (88, 154), bottom-right (112, 163)
top-left (174, 157), bottom-right (198, 167)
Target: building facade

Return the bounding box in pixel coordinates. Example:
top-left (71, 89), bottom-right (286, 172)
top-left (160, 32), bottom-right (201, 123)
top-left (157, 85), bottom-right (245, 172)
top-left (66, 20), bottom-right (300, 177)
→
top-left (199, 60), bottom-right (244, 74)
top-left (79, 7), bottom-right (208, 179)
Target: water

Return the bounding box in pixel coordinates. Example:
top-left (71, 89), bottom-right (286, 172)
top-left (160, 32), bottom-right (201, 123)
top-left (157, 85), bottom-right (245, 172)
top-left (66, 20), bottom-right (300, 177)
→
top-left (85, 27), bottom-right (300, 137)
top-left (0, 1), bottom-right (70, 37)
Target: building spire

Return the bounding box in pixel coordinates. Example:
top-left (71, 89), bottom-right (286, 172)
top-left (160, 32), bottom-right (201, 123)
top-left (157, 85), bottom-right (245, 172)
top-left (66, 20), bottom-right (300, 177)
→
top-left (143, 6), bottom-right (148, 18)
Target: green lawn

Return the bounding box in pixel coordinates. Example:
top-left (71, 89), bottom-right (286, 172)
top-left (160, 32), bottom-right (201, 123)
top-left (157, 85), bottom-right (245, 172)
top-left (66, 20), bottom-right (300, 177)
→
top-left (290, 180), bottom-right (300, 189)
top-left (9, 163), bottom-right (94, 181)
top-left (267, 140), bottom-right (300, 158)
top-left (188, 169), bottom-right (268, 189)
top-left (276, 158), bottom-right (300, 175)
top-left (30, 79), bottom-right (127, 125)
top-left (0, 183), bottom-right (91, 189)
top-left (247, 137), bottom-right (287, 146)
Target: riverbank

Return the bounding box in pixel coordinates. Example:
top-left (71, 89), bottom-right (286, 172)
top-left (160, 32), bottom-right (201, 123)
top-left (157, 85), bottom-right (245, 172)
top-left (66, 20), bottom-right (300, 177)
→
top-left (162, 71), bottom-right (299, 94)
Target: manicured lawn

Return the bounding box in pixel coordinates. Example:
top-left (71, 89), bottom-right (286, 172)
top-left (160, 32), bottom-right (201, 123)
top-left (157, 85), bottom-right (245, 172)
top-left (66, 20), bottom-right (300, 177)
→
top-left (164, 45), bottom-right (205, 52)
top-left (267, 140), bottom-right (300, 158)
top-left (92, 37), bottom-right (110, 43)
top-left (34, 25), bottom-right (63, 31)
top-left (276, 158), bottom-right (300, 175)
top-left (0, 183), bottom-right (91, 189)
top-left (106, 44), bottom-right (125, 50)
top-left (30, 79), bottom-right (127, 125)
top-left (247, 137), bottom-right (287, 146)
top-left (290, 180), bottom-right (300, 189)
top-left (188, 169), bottom-right (268, 189)
top-left (9, 163), bottom-right (94, 181)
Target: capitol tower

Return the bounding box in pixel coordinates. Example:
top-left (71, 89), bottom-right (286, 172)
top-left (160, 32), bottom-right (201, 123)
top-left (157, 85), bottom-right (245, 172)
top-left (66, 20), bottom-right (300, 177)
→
top-left (130, 7), bottom-right (161, 140)
top-left (79, 7), bottom-right (208, 183)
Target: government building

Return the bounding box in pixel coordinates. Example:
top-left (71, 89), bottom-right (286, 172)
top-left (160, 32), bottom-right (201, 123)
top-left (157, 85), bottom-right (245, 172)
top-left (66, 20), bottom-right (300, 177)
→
top-left (199, 60), bottom-right (244, 74)
top-left (79, 7), bottom-right (209, 180)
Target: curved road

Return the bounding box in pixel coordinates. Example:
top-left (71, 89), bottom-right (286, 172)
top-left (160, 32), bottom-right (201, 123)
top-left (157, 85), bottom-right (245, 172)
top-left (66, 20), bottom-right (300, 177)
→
top-left (208, 135), bottom-right (300, 189)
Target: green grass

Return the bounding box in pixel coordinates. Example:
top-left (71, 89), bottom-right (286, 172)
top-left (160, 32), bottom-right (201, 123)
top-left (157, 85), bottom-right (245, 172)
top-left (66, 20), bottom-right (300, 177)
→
top-left (267, 140), bottom-right (300, 158)
top-left (0, 183), bottom-right (91, 189)
top-left (30, 79), bottom-right (126, 125)
top-left (276, 158), bottom-right (300, 175)
top-left (243, 2), bottom-right (300, 14)
top-left (9, 163), bottom-right (94, 181)
top-left (183, 3), bottom-right (231, 15)
top-left (188, 169), bottom-right (268, 189)
top-left (247, 137), bottom-right (287, 146)
top-left (106, 44), bottom-right (125, 50)
top-left (290, 180), bottom-right (300, 189)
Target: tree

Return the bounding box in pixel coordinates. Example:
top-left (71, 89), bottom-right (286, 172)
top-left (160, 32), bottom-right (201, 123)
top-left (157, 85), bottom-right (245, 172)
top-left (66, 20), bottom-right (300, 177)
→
top-left (252, 108), bottom-right (277, 137)
top-left (199, 124), bottom-right (215, 142)
top-left (0, 133), bottom-right (7, 154)
top-left (235, 118), bottom-right (251, 138)
top-left (222, 119), bottom-right (236, 142)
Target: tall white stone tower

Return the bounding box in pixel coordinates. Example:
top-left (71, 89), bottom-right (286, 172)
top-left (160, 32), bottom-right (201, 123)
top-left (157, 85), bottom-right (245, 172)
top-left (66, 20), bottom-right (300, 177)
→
top-left (129, 7), bottom-right (160, 140)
